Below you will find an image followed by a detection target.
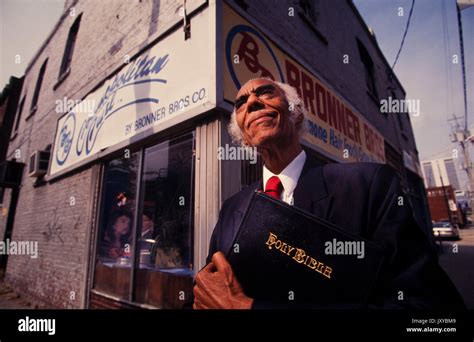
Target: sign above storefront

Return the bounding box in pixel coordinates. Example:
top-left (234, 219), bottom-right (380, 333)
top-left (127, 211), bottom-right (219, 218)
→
top-left (222, 4), bottom-right (385, 163)
top-left (50, 9), bottom-right (214, 176)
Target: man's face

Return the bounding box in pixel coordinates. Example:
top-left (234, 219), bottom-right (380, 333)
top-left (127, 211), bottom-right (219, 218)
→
top-left (234, 79), bottom-right (299, 148)
top-left (142, 215), bottom-right (153, 231)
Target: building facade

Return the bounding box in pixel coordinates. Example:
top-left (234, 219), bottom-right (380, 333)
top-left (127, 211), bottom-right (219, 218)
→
top-left (422, 158), bottom-right (461, 190)
top-left (0, 0), bottom-right (427, 309)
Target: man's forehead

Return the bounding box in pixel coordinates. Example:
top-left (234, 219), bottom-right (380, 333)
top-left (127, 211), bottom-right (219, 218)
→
top-left (236, 78), bottom-right (277, 97)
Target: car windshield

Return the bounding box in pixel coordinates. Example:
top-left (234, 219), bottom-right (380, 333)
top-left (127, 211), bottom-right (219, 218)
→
top-left (433, 222), bottom-right (451, 228)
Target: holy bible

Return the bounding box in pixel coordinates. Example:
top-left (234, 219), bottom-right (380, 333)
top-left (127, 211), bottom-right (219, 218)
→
top-left (227, 191), bottom-right (386, 309)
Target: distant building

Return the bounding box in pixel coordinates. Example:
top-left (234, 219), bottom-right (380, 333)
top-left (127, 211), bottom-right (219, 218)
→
top-left (422, 158), bottom-right (461, 190)
top-left (0, 76), bottom-right (24, 246)
top-left (0, 76), bottom-right (24, 162)
top-left (426, 186), bottom-right (464, 226)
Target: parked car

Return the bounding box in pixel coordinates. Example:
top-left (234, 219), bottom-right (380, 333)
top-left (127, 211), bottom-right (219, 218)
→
top-left (439, 217), bottom-right (466, 229)
top-left (432, 221), bottom-right (460, 240)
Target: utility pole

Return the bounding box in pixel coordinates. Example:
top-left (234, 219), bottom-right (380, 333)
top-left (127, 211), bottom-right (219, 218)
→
top-left (455, 2), bottom-right (468, 131)
top-left (452, 1), bottom-right (474, 219)
top-left (448, 115), bottom-right (474, 216)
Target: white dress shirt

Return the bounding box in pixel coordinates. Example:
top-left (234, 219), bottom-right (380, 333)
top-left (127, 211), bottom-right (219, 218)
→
top-left (263, 150), bottom-right (306, 205)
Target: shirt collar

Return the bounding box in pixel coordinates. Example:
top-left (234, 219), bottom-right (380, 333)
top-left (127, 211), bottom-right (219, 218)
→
top-left (141, 228), bottom-right (152, 237)
top-left (263, 150), bottom-right (307, 195)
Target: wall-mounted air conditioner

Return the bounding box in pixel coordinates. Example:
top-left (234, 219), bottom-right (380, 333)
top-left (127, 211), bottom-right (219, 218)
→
top-left (28, 150), bottom-right (50, 177)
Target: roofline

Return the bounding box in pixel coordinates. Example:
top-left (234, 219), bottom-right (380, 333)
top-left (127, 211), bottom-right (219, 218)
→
top-left (23, 0), bottom-right (407, 98)
top-left (347, 0), bottom-right (407, 96)
top-left (24, 0), bottom-right (79, 75)
top-left (0, 76), bottom-right (23, 104)
top-left (421, 157), bottom-right (456, 163)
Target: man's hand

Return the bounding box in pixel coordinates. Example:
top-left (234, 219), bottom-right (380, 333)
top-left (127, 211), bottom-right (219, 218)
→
top-left (193, 251), bottom-right (253, 309)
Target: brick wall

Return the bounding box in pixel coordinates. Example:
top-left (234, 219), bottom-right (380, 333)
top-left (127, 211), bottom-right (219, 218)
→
top-left (5, 168), bottom-right (93, 308)
top-left (4, 0), bottom-right (205, 308)
top-left (0, 189), bottom-right (12, 239)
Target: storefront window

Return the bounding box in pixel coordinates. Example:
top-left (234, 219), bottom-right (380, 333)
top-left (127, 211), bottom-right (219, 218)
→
top-left (134, 134), bottom-right (194, 308)
top-left (93, 152), bottom-right (139, 299)
top-left (93, 133), bottom-right (194, 308)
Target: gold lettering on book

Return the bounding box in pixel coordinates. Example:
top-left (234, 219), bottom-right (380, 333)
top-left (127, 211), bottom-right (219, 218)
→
top-left (265, 232), bottom-right (332, 279)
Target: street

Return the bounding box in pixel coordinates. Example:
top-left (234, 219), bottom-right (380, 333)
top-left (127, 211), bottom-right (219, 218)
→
top-left (438, 226), bottom-right (474, 309)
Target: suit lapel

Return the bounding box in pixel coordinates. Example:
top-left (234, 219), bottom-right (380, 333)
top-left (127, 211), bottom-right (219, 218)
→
top-left (228, 156), bottom-right (330, 253)
top-left (226, 181), bottom-right (261, 254)
top-left (236, 181), bottom-right (261, 215)
top-left (293, 157), bottom-right (330, 216)
top-left (235, 157), bottom-right (330, 217)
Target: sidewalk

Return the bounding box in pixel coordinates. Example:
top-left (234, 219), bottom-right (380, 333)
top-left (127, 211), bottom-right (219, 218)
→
top-left (437, 225), bottom-right (474, 309)
top-left (0, 272), bottom-right (32, 309)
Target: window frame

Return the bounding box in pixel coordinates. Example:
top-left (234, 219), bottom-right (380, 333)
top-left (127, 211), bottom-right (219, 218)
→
top-left (10, 94), bottom-right (26, 140)
top-left (356, 39), bottom-right (378, 101)
top-left (297, 0), bottom-right (328, 45)
top-left (390, 90), bottom-right (405, 130)
top-left (91, 130), bottom-right (196, 307)
top-left (28, 58), bottom-right (48, 118)
top-left (57, 13), bottom-right (82, 85)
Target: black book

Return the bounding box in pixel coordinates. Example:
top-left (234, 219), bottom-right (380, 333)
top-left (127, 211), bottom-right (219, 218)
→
top-left (227, 191), bottom-right (386, 309)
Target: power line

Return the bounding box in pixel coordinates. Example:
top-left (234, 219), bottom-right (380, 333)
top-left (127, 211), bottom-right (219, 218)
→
top-left (422, 145), bottom-right (457, 161)
top-left (391, 0), bottom-right (415, 70)
top-left (455, 3), bottom-right (468, 131)
top-left (441, 0), bottom-right (453, 120)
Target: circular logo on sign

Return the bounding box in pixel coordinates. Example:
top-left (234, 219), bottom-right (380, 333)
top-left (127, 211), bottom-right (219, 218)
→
top-left (226, 24), bottom-right (284, 90)
top-left (56, 112), bottom-right (76, 166)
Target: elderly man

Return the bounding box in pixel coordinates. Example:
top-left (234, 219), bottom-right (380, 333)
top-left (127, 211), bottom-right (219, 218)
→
top-left (192, 77), bottom-right (464, 310)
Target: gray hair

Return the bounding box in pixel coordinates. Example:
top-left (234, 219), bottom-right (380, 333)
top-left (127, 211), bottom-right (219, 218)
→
top-left (228, 79), bottom-right (307, 146)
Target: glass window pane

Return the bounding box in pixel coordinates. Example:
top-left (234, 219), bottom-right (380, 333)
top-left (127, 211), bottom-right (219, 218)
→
top-left (134, 134), bottom-right (194, 308)
top-left (93, 152), bottom-right (139, 299)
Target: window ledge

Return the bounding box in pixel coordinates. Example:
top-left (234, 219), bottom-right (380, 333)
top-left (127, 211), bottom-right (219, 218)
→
top-left (298, 12), bottom-right (328, 45)
top-left (10, 131), bottom-right (18, 141)
top-left (54, 67), bottom-right (71, 91)
top-left (25, 106), bottom-right (37, 121)
top-left (33, 176), bottom-right (48, 188)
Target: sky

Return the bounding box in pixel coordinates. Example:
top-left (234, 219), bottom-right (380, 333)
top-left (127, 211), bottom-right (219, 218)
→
top-left (0, 0), bottom-right (65, 89)
top-left (354, 0), bottom-right (473, 189)
top-left (1, 0), bottom-right (473, 188)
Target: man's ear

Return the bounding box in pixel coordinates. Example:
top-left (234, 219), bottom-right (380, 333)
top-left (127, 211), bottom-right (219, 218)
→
top-left (295, 112), bottom-right (304, 130)
top-left (242, 134), bottom-right (251, 147)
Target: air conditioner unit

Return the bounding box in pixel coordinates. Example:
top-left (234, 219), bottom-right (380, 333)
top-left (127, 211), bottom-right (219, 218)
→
top-left (28, 150), bottom-right (50, 177)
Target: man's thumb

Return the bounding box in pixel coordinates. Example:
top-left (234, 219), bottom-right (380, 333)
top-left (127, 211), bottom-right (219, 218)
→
top-left (211, 251), bottom-right (231, 274)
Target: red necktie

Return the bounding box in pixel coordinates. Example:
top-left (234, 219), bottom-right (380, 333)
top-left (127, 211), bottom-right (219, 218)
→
top-left (264, 176), bottom-right (283, 200)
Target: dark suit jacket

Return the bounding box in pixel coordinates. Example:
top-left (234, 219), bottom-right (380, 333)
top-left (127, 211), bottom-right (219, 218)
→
top-left (206, 158), bottom-right (465, 309)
